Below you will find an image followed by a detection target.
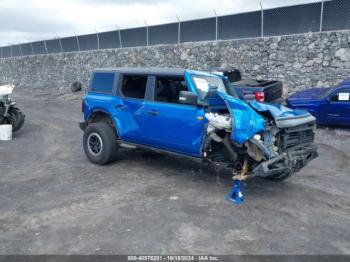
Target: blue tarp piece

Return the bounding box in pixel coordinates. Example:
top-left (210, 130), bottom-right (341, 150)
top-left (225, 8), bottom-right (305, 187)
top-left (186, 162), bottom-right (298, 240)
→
top-left (217, 92), bottom-right (266, 144)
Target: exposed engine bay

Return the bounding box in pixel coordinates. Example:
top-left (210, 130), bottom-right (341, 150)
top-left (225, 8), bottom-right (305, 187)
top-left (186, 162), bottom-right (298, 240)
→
top-left (203, 107), bottom-right (318, 181)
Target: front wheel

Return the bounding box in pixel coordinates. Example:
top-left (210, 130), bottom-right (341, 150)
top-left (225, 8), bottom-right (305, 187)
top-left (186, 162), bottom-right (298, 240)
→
top-left (83, 122), bottom-right (118, 165)
top-left (7, 108), bottom-right (25, 132)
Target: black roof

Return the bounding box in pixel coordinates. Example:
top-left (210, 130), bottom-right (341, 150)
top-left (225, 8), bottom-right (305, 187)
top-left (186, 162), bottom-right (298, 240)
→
top-left (93, 67), bottom-right (186, 76)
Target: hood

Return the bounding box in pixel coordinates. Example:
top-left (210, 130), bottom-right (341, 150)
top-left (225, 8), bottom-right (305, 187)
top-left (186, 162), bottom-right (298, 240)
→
top-left (216, 92), bottom-right (266, 144)
top-left (250, 101), bottom-right (316, 128)
top-left (288, 87), bottom-right (329, 101)
top-left (338, 78), bottom-right (350, 86)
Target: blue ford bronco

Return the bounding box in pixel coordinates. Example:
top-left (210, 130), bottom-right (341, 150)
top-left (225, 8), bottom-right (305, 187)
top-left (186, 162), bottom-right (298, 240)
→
top-left (80, 68), bottom-right (318, 202)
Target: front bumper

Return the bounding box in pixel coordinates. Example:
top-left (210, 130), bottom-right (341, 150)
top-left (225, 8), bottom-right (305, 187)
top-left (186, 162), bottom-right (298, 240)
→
top-left (253, 144), bottom-right (318, 177)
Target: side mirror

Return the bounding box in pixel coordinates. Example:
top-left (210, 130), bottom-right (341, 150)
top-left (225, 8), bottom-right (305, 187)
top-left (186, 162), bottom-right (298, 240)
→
top-left (179, 91), bottom-right (198, 105)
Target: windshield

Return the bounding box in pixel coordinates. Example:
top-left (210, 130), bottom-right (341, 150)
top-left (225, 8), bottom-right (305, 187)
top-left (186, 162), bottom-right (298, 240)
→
top-left (192, 75), bottom-right (238, 99)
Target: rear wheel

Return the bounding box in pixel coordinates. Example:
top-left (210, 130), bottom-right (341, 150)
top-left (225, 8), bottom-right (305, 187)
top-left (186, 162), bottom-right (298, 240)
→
top-left (7, 108), bottom-right (25, 132)
top-left (83, 122), bottom-right (118, 165)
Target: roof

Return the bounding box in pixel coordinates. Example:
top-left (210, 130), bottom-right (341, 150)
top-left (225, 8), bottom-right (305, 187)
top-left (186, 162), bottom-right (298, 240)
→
top-left (93, 67), bottom-right (186, 76)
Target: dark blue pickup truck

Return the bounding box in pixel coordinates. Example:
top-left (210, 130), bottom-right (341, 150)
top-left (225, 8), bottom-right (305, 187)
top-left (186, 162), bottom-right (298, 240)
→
top-left (287, 79), bottom-right (350, 126)
top-left (212, 67), bottom-right (283, 103)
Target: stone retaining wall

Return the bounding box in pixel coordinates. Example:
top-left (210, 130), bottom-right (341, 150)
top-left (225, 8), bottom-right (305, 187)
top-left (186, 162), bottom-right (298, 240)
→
top-left (1, 30), bottom-right (350, 91)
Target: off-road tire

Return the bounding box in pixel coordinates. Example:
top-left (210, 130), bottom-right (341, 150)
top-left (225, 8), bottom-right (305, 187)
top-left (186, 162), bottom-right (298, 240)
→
top-left (8, 108), bottom-right (25, 132)
top-left (83, 122), bottom-right (118, 165)
top-left (71, 81), bottom-right (82, 92)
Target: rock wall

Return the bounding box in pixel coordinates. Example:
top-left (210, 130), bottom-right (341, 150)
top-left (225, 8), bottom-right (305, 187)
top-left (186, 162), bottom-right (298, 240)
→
top-left (1, 30), bottom-right (350, 91)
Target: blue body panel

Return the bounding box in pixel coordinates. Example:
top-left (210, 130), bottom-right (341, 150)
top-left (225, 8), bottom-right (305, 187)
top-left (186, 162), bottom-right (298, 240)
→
top-left (217, 92), bottom-right (266, 144)
top-left (287, 81), bottom-right (350, 126)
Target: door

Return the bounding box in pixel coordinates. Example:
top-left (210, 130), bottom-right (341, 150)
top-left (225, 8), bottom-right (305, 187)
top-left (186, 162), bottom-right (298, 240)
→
top-left (142, 75), bottom-right (206, 156)
top-left (112, 74), bottom-right (148, 142)
top-left (321, 89), bottom-right (350, 126)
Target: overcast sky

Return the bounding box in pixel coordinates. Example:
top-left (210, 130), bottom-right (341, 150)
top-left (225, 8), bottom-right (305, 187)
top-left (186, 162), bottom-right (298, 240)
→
top-left (0, 0), bottom-right (322, 46)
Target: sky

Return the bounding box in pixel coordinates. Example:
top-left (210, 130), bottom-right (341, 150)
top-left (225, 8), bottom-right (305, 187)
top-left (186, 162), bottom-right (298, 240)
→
top-left (0, 0), bottom-right (323, 46)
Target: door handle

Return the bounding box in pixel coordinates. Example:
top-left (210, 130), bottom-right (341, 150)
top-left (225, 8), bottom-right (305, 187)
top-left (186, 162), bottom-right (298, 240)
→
top-left (147, 110), bottom-right (159, 116)
top-left (115, 105), bottom-right (126, 110)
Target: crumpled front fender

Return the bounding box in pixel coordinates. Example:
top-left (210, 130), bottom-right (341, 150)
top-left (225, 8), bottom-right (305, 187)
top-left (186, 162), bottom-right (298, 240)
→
top-left (217, 92), bottom-right (266, 144)
top-left (250, 101), bottom-right (316, 128)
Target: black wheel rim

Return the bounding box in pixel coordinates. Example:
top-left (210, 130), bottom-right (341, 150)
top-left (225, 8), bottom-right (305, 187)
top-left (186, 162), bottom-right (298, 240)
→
top-left (87, 132), bottom-right (103, 156)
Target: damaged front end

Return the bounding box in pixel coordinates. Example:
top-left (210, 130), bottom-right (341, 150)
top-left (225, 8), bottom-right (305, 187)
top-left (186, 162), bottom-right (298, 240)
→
top-left (202, 91), bottom-right (318, 184)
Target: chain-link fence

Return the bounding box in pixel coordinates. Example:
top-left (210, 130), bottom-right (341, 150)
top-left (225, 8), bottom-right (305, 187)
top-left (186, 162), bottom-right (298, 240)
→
top-left (1, 0), bottom-right (349, 58)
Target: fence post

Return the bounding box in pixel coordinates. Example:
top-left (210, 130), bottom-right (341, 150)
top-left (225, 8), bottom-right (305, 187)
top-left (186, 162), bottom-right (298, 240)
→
top-left (0, 47), bottom-right (2, 58)
top-left (116, 25), bottom-right (122, 48)
top-left (260, 2), bottom-right (264, 37)
top-left (213, 9), bottom-right (218, 41)
top-left (44, 40), bottom-right (48, 54)
top-left (74, 32), bottom-right (80, 51)
top-left (10, 45), bottom-right (13, 57)
top-left (176, 15), bottom-right (181, 44)
top-left (144, 20), bottom-right (149, 46)
top-left (19, 43), bottom-right (23, 56)
top-left (57, 36), bottom-right (63, 53)
top-left (30, 42), bottom-right (34, 55)
top-left (95, 29), bottom-right (100, 50)
top-left (320, 0), bottom-right (324, 32)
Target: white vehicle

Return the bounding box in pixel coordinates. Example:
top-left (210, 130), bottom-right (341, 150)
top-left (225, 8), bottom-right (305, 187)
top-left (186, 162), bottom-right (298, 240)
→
top-left (0, 85), bottom-right (25, 132)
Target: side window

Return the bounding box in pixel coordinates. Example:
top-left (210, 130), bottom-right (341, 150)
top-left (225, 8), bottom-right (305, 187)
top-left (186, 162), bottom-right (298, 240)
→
top-left (121, 75), bottom-right (147, 99)
top-left (154, 76), bottom-right (188, 104)
top-left (91, 73), bottom-right (115, 93)
top-left (330, 91), bottom-right (350, 102)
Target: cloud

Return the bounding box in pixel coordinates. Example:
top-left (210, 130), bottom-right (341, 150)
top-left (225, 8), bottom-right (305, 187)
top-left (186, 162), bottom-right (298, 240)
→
top-left (0, 0), bottom-right (322, 45)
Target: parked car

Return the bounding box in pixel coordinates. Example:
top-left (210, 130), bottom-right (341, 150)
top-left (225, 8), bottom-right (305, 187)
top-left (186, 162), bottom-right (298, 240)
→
top-left (80, 68), bottom-right (318, 202)
top-left (287, 79), bottom-right (350, 126)
top-left (212, 67), bottom-right (283, 103)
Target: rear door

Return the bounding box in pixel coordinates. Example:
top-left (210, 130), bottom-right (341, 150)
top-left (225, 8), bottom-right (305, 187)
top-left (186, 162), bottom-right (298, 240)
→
top-left (322, 89), bottom-right (350, 126)
top-left (142, 75), bottom-right (206, 156)
top-left (112, 74), bottom-right (149, 143)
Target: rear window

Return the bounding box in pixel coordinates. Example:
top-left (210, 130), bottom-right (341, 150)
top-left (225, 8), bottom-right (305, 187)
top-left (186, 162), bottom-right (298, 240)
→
top-left (91, 72), bottom-right (115, 93)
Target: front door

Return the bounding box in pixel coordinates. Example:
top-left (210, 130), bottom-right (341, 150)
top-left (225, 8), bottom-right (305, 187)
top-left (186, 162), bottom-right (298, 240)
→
top-left (142, 75), bottom-right (206, 156)
top-left (112, 74), bottom-right (148, 143)
top-left (322, 89), bottom-right (350, 126)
